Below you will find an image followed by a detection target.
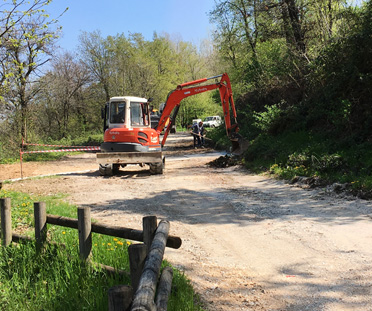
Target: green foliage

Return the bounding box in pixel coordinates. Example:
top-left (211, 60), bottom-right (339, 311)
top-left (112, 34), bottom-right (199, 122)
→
top-left (0, 190), bottom-right (71, 228)
top-left (0, 241), bottom-right (204, 311)
top-left (244, 39), bottom-right (294, 89)
top-left (0, 241), bottom-right (128, 311)
top-left (244, 131), bottom-right (311, 169)
top-left (0, 143), bottom-right (16, 164)
top-left (210, 0), bottom-right (372, 140)
top-left (178, 92), bottom-right (222, 128)
top-left (244, 130), bottom-right (372, 192)
top-left (165, 263), bottom-right (205, 310)
top-left (208, 0), bottom-right (372, 193)
top-left (284, 152), bottom-right (344, 178)
top-left (303, 1), bottom-right (372, 138)
top-left (205, 125), bottom-right (231, 150)
top-left (0, 1), bottom-right (65, 139)
top-left (253, 103), bottom-right (282, 132)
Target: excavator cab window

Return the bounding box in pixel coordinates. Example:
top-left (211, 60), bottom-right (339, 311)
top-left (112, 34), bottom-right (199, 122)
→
top-left (142, 102), bottom-right (150, 126)
top-left (110, 101), bottom-right (125, 124)
top-left (130, 102), bottom-right (145, 126)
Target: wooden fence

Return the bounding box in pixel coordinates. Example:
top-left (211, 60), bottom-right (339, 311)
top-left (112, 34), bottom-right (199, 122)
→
top-left (0, 198), bottom-right (182, 311)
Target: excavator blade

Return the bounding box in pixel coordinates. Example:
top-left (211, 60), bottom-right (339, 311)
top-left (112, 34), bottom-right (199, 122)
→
top-left (230, 134), bottom-right (249, 156)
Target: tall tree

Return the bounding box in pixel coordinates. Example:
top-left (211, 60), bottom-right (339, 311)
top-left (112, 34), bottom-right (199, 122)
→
top-left (0, 1), bottom-right (63, 140)
top-left (79, 30), bottom-right (113, 101)
top-left (36, 52), bottom-right (92, 139)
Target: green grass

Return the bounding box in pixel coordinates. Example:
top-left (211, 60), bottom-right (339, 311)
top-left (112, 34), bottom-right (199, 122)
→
top-left (243, 130), bottom-right (372, 193)
top-left (204, 126), bottom-right (231, 150)
top-left (0, 189), bottom-right (205, 311)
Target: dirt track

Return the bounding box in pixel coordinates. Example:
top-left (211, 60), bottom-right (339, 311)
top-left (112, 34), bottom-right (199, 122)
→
top-left (2, 132), bottom-right (372, 310)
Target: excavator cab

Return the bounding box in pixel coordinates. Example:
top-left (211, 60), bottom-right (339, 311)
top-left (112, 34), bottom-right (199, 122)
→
top-left (105, 98), bottom-right (150, 128)
top-left (97, 96), bottom-right (164, 176)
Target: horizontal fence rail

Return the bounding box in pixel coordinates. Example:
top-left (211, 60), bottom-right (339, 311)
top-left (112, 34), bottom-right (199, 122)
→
top-left (46, 214), bottom-right (182, 249)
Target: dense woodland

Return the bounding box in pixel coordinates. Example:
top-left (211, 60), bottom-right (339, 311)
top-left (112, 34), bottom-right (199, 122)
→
top-left (1, 0), bottom-right (372, 191)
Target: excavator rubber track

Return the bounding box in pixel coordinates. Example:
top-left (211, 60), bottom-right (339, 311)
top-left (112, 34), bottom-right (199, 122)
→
top-left (97, 151), bottom-right (164, 175)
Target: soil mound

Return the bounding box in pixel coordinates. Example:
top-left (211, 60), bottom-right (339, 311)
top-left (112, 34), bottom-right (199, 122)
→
top-left (207, 155), bottom-right (241, 168)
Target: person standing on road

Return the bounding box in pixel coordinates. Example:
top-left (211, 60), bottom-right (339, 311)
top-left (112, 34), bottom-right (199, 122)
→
top-left (192, 122), bottom-right (201, 148)
top-left (199, 121), bottom-right (205, 147)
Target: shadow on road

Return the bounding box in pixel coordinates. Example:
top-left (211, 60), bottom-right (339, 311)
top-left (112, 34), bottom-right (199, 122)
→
top-left (79, 180), bottom-right (372, 227)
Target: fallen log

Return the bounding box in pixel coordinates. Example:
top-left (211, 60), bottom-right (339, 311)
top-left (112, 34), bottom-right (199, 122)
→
top-left (131, 220), bottom-right (170, 311)
top-left (155, 267), bottom-right (173, 311)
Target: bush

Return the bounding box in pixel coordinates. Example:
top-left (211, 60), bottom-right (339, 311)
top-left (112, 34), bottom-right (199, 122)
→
top-left (243, 130), bottom-right (372, 191)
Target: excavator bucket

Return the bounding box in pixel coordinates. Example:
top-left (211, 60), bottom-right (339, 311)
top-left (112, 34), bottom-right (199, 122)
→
top-left (230, 134), bottom-right (249, 156)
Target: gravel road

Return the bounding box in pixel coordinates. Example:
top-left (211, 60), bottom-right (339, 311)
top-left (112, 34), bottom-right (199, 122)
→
top-left (2, 132), bottom-right (372, 310)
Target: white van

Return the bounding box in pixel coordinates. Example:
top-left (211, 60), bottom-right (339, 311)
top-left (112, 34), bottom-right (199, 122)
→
top-left (203, 116), bottom-right (222, 128)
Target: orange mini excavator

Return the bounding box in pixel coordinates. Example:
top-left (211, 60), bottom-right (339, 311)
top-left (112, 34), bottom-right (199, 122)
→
top-left (96, 73), bottom-right (248, 175)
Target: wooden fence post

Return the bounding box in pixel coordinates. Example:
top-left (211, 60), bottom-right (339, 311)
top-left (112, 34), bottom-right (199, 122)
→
top-left (34, 202), bottom-right (47, 251)
top-left (0, 198), bottom-right (12, 246)
top-left (108, 285), bottom-right (133, 311)
top-left (78, 207), bottom-right (92, 261)
top-left (128, 244), bottom-right (147, 293)
top-left (131, 220), bottom-right (170, 311)
top-left (143, 216), bottom-right (157, 255)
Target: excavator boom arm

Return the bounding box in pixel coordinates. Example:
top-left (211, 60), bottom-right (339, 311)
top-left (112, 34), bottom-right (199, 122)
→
top-left (156, 73), bottom-right (240, 147)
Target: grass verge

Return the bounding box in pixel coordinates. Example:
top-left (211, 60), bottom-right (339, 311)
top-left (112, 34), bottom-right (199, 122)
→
top-left (0, 189), bottom-right (205, 311)
top-left (243, 131), bottom-right (372, 197)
